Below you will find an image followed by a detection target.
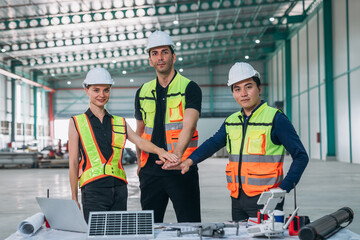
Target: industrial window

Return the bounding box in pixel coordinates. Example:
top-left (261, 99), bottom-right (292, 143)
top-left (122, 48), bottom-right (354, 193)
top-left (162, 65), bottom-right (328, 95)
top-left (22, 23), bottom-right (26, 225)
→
top-left (37, 125), bottom-right (43, 136)
top-left (1, 121), bottom-right (9, 135)
top-left (16, 123), bottom-right (23, 135)
top-left (26, 124), bottom-right (33, 136)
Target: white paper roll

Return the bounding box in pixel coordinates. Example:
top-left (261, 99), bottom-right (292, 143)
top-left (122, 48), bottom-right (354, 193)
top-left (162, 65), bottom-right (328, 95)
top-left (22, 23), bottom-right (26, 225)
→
top-left (17, 212), bottom-right (45, 236)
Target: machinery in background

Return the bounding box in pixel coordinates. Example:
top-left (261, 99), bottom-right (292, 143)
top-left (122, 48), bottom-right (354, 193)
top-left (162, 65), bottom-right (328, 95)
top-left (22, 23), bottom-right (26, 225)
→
top-left (122, 148), bottom-right (137, 165)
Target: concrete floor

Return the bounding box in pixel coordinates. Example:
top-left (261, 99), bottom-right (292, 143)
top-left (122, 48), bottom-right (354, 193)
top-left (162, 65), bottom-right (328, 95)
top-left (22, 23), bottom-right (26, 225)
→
top-left (1, 157), bottom-right (359, 239)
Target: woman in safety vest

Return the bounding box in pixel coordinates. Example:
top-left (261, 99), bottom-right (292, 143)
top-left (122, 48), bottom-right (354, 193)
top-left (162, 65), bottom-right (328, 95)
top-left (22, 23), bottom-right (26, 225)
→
top-left (68, 67), bottom-right (178, 222)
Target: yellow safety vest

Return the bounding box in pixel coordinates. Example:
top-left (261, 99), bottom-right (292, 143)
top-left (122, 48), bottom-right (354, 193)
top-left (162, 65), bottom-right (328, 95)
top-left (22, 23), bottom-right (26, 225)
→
top-left (225, 103), bottom-right (285, 198)
top-left (73, 114), bottom-right (127, 187)
top-left (138, 73), bottom-right (198, 167)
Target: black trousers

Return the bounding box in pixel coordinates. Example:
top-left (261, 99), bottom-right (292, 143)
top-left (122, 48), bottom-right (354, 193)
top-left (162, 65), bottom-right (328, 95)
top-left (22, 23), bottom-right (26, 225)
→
top-left (81, 184), bottom-right (128, 223)
top-left (231, 189), bottom-right (284, 221)
top-left (139, 170), bottom-right (201, 223)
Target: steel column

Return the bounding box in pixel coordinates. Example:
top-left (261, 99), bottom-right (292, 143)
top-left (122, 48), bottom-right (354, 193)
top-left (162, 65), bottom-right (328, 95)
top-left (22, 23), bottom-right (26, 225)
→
top-left (323, 0), bottom-right (336, 158)
top-left (9, 60), bottom-right (21, 142)
top-left (32, 71), bottom-right (38, 139)
top-left (285, 39), bottom-right (292, 121)
top-left (49, 92), bottom-right (54, 142)
top-left (345, 0), bottom-right (352, 163)
top-left (209, 65), bottom-right (214, 113)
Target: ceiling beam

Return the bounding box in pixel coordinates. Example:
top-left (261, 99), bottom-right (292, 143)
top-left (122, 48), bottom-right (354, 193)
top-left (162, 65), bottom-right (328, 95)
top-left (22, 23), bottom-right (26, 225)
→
top-left (17, 35), bottom-right (276, 71)
top-left (0, 0), bottom-right (305, 31)
top-left (38, 44), bottom-right (274, 80)
top-left (0, 68), bottom-right (54, 92)
top-left (0, 17), bottom-right (285, 54)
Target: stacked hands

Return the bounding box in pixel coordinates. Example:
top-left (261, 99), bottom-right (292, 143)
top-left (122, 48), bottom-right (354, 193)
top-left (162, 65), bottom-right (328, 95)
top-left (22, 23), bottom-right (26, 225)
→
top-left (155, 150), bottom-right (193, 174)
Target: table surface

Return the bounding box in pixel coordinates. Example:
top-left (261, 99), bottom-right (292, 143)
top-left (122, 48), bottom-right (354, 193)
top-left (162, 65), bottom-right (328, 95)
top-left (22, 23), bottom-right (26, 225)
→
top-left (6, 222), bottom-right (360, 240)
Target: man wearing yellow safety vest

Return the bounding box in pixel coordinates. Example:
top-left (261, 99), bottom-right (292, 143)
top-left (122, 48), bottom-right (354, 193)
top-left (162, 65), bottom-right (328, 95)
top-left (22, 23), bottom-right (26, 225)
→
top-left (135, 31), bottom-right (202, 223)
top-left (163, 62), bottom-right (309, 221)
top-left (68, 67), bottom-right (177, 222)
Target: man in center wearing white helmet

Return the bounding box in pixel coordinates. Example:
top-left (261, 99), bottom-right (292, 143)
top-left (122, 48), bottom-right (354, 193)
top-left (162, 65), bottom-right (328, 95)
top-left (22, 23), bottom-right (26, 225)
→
top-left (162, 62), bottom-right (309, 221)
top-left (134, 30), bottom-right (202, 223)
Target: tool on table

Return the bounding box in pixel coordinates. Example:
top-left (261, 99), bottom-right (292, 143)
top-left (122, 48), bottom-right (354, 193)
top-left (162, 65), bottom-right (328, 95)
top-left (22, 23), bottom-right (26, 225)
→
top-left (174, 221), bottom-right (244, 240)
top-left (45, 189), bottom-right (50, 228)
top-left (257, 210), bottom-right (268, 223)
top-left (247, 188), bottom-right (289, 237)
top-left (298, 207), bottom-right (354, 240)
top-left (288, 183), bottom-right (310, 236)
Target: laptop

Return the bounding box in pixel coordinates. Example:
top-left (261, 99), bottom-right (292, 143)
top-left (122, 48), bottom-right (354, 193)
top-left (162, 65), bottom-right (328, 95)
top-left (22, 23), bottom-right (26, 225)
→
top-left (36, 197), bottom-right (88, 233)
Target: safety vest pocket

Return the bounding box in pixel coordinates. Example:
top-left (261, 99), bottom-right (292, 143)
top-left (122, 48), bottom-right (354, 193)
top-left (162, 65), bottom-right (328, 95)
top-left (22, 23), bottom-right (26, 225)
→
top-left (142, 100), bottom-right (156, 125)
top-left (229, 129), bottom-right (241, 140)
top-left (245, 167), bottom-right (278, 187)
top-left (226, 134), bottom-right (231, 153)
top-left (227, 129), bottom-right (241, 153)
top-left (113, 132), bottom-right (125, 149)
top-left (168, 97), bottom-right (183, 122)
top-left (225, 163), bottom-right (238, 193)
top-left (247, 130), bottom-right (266, 155)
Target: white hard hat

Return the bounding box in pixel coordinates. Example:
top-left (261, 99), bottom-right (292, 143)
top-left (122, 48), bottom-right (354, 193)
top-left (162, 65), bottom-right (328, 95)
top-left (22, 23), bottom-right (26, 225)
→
top-left (83, 67), bottom-right (114, 88)
top-left (145, 30), bottom-right (175, 53)
top-left (227, 62), bottom-right (260, 86)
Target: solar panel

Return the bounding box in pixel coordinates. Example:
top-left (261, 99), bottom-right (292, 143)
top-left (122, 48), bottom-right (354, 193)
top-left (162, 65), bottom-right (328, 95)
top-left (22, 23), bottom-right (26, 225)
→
top-left (87, 210), bottom-right (154, 239)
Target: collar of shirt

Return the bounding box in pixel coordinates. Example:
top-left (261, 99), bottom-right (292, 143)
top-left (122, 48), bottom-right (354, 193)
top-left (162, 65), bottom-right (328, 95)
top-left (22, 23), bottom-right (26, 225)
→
top-left (241, 100), bottom-right (265, 118)
top-left (156, 70), bottom-right (177, 91)
top-left (85, 108), bottom-right (113, 119)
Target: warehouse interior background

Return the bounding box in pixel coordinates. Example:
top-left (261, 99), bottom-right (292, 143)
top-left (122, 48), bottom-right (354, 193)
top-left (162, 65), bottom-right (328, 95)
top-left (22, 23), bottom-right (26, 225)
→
top-left (1, 0), bottom-right (359, 164)
top-left (1, 0), bottom-right (360, 238)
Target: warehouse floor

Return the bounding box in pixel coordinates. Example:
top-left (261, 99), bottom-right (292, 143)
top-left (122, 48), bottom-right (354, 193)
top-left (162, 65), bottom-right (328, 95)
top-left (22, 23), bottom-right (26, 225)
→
top-left (0, 157), bottom-right (359, 239)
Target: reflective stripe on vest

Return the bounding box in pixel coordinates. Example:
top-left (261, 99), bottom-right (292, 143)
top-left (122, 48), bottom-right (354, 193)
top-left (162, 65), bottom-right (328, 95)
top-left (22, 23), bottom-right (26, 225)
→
top-left (231, 155), bottom-right (287, 164)
top-left (138, 73), bottom-right (198, 167)
top-left (74, 114), bottom-right (127, 187)
top-left (167, 139), bottom-right (198, 152)
top-left (225, 103), bottom-right (285, 198)
top-left (145, 126), bottom-right (153, 135)
top-left (242, 154), bottom-right (284, 163)
top-left (247, 175), bottom-right (283, 186)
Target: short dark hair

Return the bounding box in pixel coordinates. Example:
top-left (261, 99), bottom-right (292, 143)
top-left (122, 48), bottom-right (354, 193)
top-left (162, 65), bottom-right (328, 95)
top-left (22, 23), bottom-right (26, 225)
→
top-left (231, 76), bottom-right (261, 92)
top-left (253, 76), bottom-right (261, 87)
top-left (148, 46), bottom-right (174, 56)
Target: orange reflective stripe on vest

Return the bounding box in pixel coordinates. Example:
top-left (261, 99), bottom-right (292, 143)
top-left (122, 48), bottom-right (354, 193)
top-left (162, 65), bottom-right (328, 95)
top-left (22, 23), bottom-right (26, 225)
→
top-left (74, 114), bottom-right (127, 187)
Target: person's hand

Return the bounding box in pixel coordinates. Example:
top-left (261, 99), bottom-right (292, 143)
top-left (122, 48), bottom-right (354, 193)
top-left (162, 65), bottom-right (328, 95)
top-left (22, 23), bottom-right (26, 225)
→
top-left (72, 198), bottom-right (81, 210)
top-left (137, 165), bottom-right (141, 176)
top-left (155, 149), bottom-right (179, 166)
top-left (161, 160), bottom-right (182, 169)
top-left (76, 201), bottom-right (81, 210)
top-left (162, 158), bottom-right (193, 175)
top-left (179, 159), bottom-right (192, 174)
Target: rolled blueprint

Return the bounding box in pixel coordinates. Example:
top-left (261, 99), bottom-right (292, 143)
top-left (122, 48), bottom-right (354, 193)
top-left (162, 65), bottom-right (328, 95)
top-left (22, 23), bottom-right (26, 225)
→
top-left (17, 212), bottom-right (45, 236)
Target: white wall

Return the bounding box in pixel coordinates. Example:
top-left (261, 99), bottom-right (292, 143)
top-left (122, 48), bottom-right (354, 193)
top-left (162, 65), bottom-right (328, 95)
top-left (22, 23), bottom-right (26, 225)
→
top-left (266, 1), bottom-right (360, 164)
top-left (266, 3), bottom-right (327, 161)
top-left (332, 0), bottom-right (360, 164)
top-left (197, 118), bottom-right (224, 145)
top-left (0, 72), bottom-right (50, 150)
